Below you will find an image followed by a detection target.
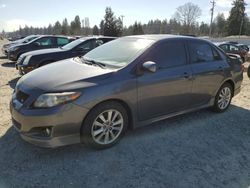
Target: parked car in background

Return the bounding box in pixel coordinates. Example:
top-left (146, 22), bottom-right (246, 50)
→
top-left (16, 36), bottom-right (116, 75)
top-left (218, 42), bottom-right (248, 62)
top-left (2, 35), bottom-right (40, 56)
top-left (7, 35), bottom-right (75, 61)
top-left (10, 35), bottom-right (243, 149)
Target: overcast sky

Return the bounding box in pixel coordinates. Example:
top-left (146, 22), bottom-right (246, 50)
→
top-left (0, 0), bottom-right (250, 32)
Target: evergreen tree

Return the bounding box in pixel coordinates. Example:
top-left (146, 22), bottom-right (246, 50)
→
top-left (74, 15), bottom-right (81, 35)
top-left (54, 21), bottom-right (62, 34)
top-left (92, 25), bottom-right (99, 35)
top-left (99, 20), bottom-right (104, 35)
top-left (62, 18), bottom-right (69, 35)
top-left (132, 22), bottom-right (144, 35)
top-left (227, 0), bottom-right (247, 36)
top-left (215, 13), bottom-right (226, 37)
top-left (101, 7), bottom-right (122, 36)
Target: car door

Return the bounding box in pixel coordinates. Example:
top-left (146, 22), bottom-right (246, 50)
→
top-left (188, 41), bottom-right (226, 107)
top-left (137, 40), bottom-right (193, 121)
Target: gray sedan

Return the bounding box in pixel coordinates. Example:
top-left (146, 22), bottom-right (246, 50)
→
top-left (10, 35), bottom-right (243, 149)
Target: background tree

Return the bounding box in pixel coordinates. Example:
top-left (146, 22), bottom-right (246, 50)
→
top-left (214, 13), bottom-right (226, 37)
top-left (92, 25), bottom-right (99, 35)
top-left (61, 18), bottom-right (69, 35)
top-left (174, 2), bottom-right (202, 34)
top-left (101, 7), bottom-right (122, 36)
top-left (132, 22), bottom-right (144, 35)
top-left (99, 20), bottom-right (104, 35)
top-left (53, 21), bottom-right (62, 34)
top-left (227, 0), bottom-right (247, 36)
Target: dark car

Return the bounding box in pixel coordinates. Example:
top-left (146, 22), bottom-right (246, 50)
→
top-left (10, 35), bottom-right (243, 149)
top-left (7, 35), bottom-right (75, 61)
top-left (2, 35), bottom-right (40, 56)
top-left (16, 36), bottom-right (116, 75)
top-left (218, 42), bottom-right (248, 62)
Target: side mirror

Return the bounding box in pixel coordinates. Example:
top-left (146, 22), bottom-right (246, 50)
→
top-left (142, 61), bottom-right (157, 73)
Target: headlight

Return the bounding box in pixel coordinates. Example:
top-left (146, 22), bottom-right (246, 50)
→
top-left (22, 55), bottom-right (32, 65)
top-left (33, 92), bottom-right (81, 108)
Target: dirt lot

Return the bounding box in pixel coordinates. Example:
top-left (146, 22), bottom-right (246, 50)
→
top-left (0, 39), bottom-right (250, 188)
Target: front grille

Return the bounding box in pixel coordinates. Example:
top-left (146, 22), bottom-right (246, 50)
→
top-left (12, 118), bottom-right (21, 130)
top-left (16, 90), bottom-right (29, 104)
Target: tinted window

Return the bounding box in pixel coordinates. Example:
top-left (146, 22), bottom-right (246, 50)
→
top-left (77, 40), bottom-right (95, 50)
top-left (219, 44), bottom-right (228, 51)
top-left (95, 39), bottom-right (104, 47)
top-left (189, 42), bottom-right (214, 63)
top-left (57, 38), bottom-right (69, 46)
top-left (229, 45), bottom-right (239, 51)
top-left (145, 41), bottom-right (187, 68)
top-left (35, 37), bottom-right (52, 46)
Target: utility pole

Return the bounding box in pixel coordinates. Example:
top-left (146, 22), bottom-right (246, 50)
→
top-left (209, 0), bottom-right (216, 38)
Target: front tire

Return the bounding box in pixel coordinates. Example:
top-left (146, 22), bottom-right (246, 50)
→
top-left (81, 102), bottom-right (128, 149)
top-left (212, 83), bottom-right (233, 113)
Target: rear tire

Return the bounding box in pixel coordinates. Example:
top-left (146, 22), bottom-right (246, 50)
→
top-left (81, 102), bottom-right (128, 149)
top-left (212, 83), bottom-right (233, 113)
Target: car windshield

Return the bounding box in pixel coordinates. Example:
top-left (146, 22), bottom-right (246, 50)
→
top-left (83, 38), bottom-right (154, 68)
top-left (61, 38), bottom-right (87, 50)
top-left (23, 36), bottom-right (39, 43)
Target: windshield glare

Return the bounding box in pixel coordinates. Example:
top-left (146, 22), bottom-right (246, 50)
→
top-left (62, 38), bottom-right (87, 50)
top-left (84, 38), bottom-right (154, 68)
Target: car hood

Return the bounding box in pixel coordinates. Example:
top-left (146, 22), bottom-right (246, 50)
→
top-left (22, 48), bottom-right (65, 56)
top-left (18, 58), bottom-right (114, 91)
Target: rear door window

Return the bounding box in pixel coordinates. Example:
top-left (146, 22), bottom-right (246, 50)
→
top-left (57, 38), bottom-right (69, 46)
top-left (144, 40), bottom-right (187, 68)
top-left (189, 41), bottom-right (214, 63)
top-left (219, 44), bottom-right (228, 52)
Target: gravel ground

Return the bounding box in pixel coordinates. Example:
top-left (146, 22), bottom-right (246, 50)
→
top-left (0, 39), bottom-right (250, 188)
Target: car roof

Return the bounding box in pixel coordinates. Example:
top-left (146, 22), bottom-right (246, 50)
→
top-left (78, 36), bottom-right (117, 40)
top-left (124, 34), bottom-right (203, 42)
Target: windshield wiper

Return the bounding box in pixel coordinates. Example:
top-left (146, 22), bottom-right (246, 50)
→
top-left (81, 58), bottom-right (106, 69)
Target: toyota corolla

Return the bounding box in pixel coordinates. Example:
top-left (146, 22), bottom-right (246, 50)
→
top-left (10, 35), bottom-right (243, 149)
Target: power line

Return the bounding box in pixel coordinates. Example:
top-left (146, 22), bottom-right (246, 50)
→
top-left (209, 0), bottom-right (216, 37)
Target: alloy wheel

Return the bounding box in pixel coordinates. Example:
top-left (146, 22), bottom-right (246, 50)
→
top-left (91, 109), bottom-right (124, 145)
top-left (218, 87), bottom-right (232, 110)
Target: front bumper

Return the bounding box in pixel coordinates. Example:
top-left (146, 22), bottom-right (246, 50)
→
top-left (10, 100), bottom-right (89, 148)
top-left (8, 51), bottom-right (18, 61)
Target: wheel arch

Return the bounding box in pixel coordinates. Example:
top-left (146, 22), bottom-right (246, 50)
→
top-left (223, 79), bottom-right (235, 96)
top-left (81, 98), bottom-right (134, 131)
